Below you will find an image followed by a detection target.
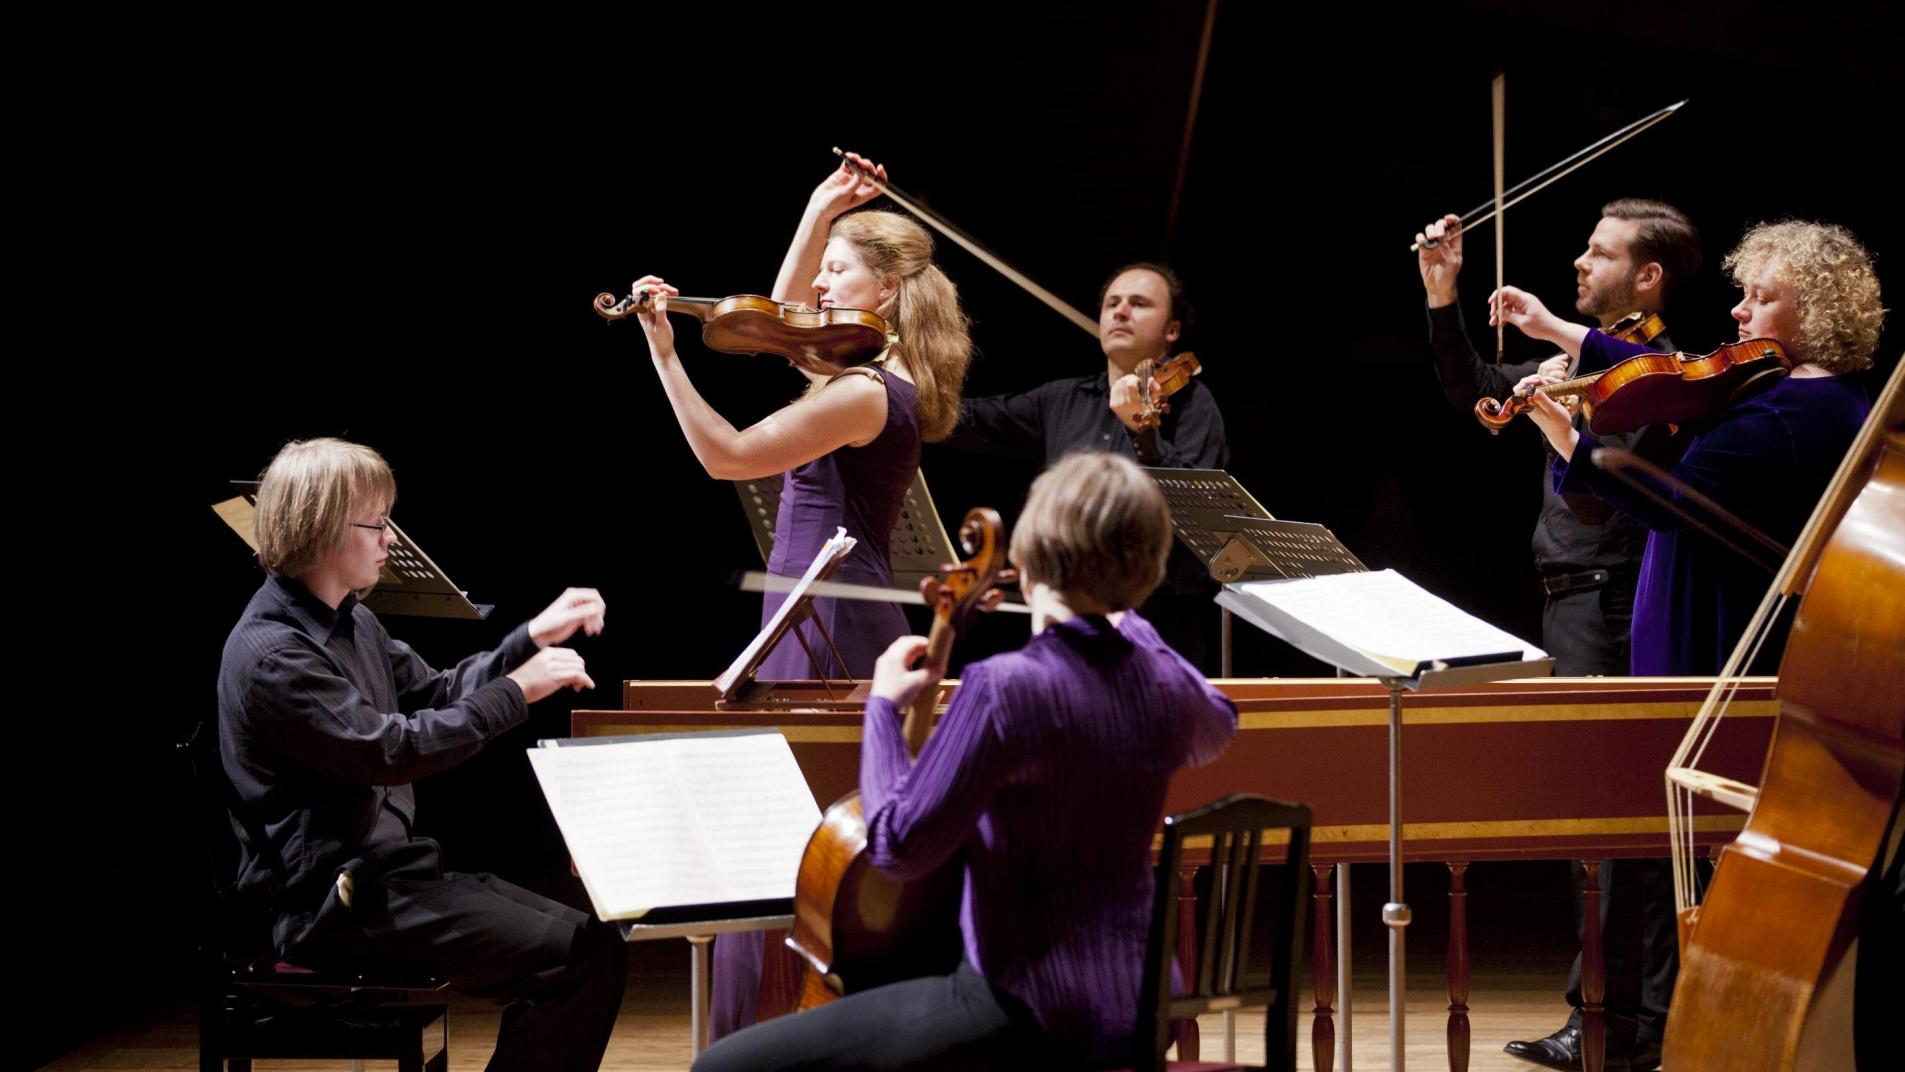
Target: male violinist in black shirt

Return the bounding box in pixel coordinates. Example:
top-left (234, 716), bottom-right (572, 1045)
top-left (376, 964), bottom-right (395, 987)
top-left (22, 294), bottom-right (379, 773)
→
top-left (1415, 200), bottom-right (1703, 1072)
top-left (942, 262), bottom-right (1229, 668)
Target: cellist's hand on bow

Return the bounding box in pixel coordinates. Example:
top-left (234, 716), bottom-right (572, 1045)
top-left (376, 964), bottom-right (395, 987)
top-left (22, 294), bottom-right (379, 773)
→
top-left (872, 635), bottom-right (940, 709)
top-left (810, 151), bottom-right (888, 219)
top-left (629, 276), bottom-right (681, 361)
top-left (1514, 372), bottom-right (1580, 460)
top-left (1416, 214), bottom-right (1464, 307)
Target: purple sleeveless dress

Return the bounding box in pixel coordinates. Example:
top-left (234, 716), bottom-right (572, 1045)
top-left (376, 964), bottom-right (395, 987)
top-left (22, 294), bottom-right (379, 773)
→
top-left (755, 369), bottom-right (920, 680)
top-left (715, 368), bottom-right (920, 1040)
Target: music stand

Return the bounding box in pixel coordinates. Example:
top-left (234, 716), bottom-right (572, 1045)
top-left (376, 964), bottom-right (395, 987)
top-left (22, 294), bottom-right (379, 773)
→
top-left (1141, 467), bottom-right (1277, 676)
top-left (1220, 564), bottom-right (1552, 1072)
top-left (734, 469), bottom-right (956, 590)
top-left (713, 528), bottom-right (860, 708)
top-left (1208, 516), bottom-right (1368, 583)
top-left (213, 482), bottom-right (492, 620)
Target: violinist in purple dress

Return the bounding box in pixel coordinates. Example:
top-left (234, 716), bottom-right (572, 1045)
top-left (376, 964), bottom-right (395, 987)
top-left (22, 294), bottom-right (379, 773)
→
top-left (628, 151), bottom-right (974, 1039)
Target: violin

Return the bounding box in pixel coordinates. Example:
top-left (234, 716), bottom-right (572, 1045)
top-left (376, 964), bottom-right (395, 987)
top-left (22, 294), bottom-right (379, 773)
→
top-left (785, 509), bottom-right (1014, 1008)
top-left (1476, 331), bottom-right (1788, 438)
top-left (1473, 311), bottom-right (1663, 432)
top-left (594, 290), bottom-right (893, 378)
top-left (1132, 352), bottom-right (1202, 430)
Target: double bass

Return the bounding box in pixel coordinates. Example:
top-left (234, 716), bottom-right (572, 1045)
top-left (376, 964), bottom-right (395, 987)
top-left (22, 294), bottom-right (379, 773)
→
top-left (784, 509), bottom-right (1013, 1007)
top-left (1663, 362), bottom-right (1904, 1069)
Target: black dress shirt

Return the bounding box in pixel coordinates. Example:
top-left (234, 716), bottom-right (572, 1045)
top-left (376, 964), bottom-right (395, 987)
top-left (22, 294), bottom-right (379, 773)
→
top-left (217, 573), bottom-right (535, 905)
top-left (1426, 302), bottom-right (1669, 575)
top-left (942, 373), bottom-right (1229, 470)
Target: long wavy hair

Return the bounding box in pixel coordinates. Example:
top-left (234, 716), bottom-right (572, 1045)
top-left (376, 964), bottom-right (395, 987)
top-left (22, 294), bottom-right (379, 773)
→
top-left (829, 210), bottom-right (972, 441)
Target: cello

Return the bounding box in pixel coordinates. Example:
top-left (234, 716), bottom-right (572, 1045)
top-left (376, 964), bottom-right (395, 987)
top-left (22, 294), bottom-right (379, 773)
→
top-left (784, 508), bottom-right (1013, 1007)
top-left (1662, 360), bottom-right (1904, 1069)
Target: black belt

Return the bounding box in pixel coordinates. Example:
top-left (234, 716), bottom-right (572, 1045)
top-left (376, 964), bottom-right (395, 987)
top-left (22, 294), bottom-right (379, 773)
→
top-left (1540, 569), bottom-right (1611, 597)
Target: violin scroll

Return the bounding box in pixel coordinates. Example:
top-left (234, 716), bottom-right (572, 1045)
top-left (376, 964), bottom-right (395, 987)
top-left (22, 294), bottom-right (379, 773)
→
top-left (594, 289), bottom-right (650, 320)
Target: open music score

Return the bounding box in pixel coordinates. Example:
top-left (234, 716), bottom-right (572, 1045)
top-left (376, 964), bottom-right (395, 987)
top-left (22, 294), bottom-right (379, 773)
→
top-left (529, 729), bottom-right (820, 924)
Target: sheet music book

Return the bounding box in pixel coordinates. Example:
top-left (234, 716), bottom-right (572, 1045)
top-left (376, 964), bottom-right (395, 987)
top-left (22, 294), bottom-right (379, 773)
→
top-left (1217, 568), bottom-right (1548, 680)
top-left (528, 729), bottom-right (822, 922)
top-left (713, 527), bottom-right (856, 695)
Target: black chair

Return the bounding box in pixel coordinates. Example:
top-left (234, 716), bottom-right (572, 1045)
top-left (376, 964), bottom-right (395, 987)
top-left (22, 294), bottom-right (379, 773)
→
top-left (1135, 793), bottom-right (1313, 1072)
top-left (178, 721), bottom-right (450, 1072)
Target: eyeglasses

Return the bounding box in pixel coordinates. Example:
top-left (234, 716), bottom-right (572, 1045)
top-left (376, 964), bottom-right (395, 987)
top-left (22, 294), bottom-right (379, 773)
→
top-left (351, 518), bottom-right (391, 534)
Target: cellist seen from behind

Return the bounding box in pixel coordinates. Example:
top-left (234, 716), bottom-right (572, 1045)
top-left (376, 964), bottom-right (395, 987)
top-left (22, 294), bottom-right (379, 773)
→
top-left (693, 452), bottom-right (1237, 1072)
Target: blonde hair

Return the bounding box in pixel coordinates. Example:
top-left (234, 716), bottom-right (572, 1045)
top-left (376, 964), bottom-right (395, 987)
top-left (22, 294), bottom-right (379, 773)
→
top-left (254, 438), bottom-right (395, 578)
top-left (830, 210), bottom-right (972, 440)
top-left (1724, 220), bottom-right (1885, 374)
top-left (1009, 452), bottom-right (1173, 611)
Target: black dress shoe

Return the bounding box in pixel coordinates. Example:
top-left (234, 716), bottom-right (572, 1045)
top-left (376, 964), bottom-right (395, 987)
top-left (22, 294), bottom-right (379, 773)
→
top-left (1504, 1023), bottom-right (1660, 1070)
top-left (1504, 1024), bottom-right (1581, 1071)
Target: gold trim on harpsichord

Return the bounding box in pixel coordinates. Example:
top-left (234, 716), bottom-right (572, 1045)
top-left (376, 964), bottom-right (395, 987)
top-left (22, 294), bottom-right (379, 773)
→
top-left (1169, 814), bottom-right (1747, 852)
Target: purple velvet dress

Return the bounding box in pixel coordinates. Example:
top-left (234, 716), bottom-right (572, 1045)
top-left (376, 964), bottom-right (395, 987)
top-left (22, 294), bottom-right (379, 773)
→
top-left (1555, 329), bottom-right (1870, 675)
top-left (755, 370), bottom-right (920, 680)
top-left (716, 368), bottom-right (920, 1040)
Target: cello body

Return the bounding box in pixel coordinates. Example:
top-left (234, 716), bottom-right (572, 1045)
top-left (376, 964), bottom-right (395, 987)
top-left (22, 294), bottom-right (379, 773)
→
top-left (785, 793), bottom-right (963, 1007)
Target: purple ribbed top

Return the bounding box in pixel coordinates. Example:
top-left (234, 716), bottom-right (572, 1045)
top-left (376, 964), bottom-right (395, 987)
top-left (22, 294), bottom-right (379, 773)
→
top-left (860, 611), bottom-right (1237, 1063)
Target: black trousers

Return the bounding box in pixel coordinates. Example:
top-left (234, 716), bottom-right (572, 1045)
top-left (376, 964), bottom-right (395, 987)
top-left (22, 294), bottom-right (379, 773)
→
top-left (1538, 572), bottom-right (1677, 1048)
top-left (693, 960), bottom-right (1058, 1072)
top-left (1540, 576), bottom-right (1633, 678)
top-left (283, 839), bottom-right (629, 1072)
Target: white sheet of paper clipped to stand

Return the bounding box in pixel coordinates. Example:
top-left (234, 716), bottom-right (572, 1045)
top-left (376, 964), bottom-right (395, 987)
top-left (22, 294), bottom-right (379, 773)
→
top-left (1232, 568), bottom-right (1547, 678)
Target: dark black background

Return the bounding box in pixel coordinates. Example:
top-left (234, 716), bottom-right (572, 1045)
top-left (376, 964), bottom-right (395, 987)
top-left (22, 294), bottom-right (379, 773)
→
top-left (28, 2), bottom-right (1900, 1063)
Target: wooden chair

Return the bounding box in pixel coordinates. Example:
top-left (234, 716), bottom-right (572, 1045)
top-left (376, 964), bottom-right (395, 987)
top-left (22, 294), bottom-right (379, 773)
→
top-left (1134, 793), bottom-right (1313, 1072)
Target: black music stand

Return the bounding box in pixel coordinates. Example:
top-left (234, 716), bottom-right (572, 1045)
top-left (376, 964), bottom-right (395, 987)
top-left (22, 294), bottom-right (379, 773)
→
top-left (1208, 516), bottom-right (1368, 583)
top-left (1141, 467), bottom-right (1277, 675)
top-left (713, 528), bottom-right (860, 708)
top-left (735, 469), bottom-right (955, 591)
top-left (213, 482), bottom-right (492, 620)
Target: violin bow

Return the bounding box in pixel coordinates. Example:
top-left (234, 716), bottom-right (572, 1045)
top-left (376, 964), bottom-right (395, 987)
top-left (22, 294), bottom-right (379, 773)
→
top-left (833, 148), bottom-right (1101, 339)
top-left (1493, 72), bottom-right (1507, 364)
top-left (1411, 98), bottom-right (1688, 253)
